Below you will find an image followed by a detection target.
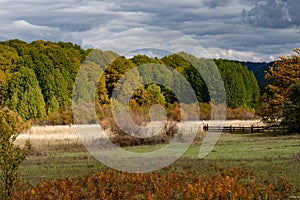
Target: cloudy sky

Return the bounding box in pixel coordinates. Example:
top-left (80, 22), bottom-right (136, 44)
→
top-left (0, 0), bottom-right (299, 61)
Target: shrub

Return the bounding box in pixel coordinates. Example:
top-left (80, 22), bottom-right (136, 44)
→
top-left (13, 167), bottom-right (296, 199)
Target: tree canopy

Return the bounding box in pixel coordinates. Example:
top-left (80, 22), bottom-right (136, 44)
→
top-left (0, 40), bottom-right (86, 121)
top-left (260, 48), bottom-right (300, 132)
top-left (0, 39), bottom-right (261, 124)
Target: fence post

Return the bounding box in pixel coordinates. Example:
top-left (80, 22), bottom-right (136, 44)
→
top-left (230, 125), bottom-right (232, 133)
top-left (204, 124), bottom-right (208, 131)
top-left (251, 125), bottom-right (254, 133)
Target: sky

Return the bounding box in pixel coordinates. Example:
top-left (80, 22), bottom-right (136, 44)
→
top-left (0, 0), bottom-right (300, 62)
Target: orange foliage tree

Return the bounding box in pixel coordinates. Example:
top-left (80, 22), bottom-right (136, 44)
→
top-left (260, 48), bottom-right (300, 131)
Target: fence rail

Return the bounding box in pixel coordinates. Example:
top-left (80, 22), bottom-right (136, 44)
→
top-left (203, 125), bottom-right (288, 134)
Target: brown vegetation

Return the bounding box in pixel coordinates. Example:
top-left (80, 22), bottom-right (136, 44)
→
top-left (13, 167), bottom-right (295, 199)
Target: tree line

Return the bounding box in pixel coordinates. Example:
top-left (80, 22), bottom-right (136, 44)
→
top-left (0, 40), bottom-right (299, 129)
top-left (1, 39), bottom-right (260, 124)
top-left (0, 40), bottom-right (259, 123)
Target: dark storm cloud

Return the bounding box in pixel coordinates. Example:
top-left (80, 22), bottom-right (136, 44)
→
top-left (0, 0), bottom-right (299, 61)
top-left (242, 0), bottom-right (300, 29)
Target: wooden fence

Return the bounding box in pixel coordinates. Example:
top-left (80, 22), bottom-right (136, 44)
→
top-left (203, 125), bottom-right (288, 134)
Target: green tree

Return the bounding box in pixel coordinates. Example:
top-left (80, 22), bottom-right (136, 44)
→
top-left (3, 67), bottom-right (46, 119)
top-left (6, 39), bottom-right (86, 112)
top-left (112, 66), bottom-right (142, 104)
top-left (29, 49), bottom-right (70, 108)
top-left (215, 59), bottom-right (243, 108)
top-left (241, 67), bottom-right (260, 108)
top-left (281, 81), bottom-right (300, 132)
top-left (47, 96), bottom-right (60, 114)
top-left (131, 54), bottom-right (161, 66)
top-left (85, 49), bottom-right (118, 67)
top-left (0, 107), bottom-right (29, 199)
top-left (104, 56), bottom-right (137, 97)
top-left (83, 49), bottom-right (119, 106)
top-left (162, 54), bottom-right (209, 103)
top-left (0, 44), bottom-right (19, 102)
top-left (73, 64), bottom-right (95, 103)
top-left (145, 84), bottom-right (165, 105)
top-left (215, 59), bottom-right (260, 109)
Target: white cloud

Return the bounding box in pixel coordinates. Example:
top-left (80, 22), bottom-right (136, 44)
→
top-left (11, 20), bottom-right (58, 31)
top-left (0, 20), bottom-right (61, 41)
top-left (205, 47), bottom-right (275, 62)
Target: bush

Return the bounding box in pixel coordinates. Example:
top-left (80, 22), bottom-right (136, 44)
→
top-left (109, 134), bottom-right (172, 147)
top-left (13, 167), bottom-right (296, 199)
top-left (98, 120), bottom-right (178, 147)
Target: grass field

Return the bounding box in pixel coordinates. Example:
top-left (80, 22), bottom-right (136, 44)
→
top-left (18, 132), bottom-right (300, 190)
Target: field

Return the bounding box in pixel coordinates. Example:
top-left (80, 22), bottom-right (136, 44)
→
top-left (14, 127), bottom-right (300, 198)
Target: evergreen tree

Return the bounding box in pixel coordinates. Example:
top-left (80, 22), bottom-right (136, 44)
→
top-left (73, 64), bottom-right (95, 103)
top-left (3, 67), bottom-right (46, 119)
top-left (48, 96), bottom-right (60, 114)
top-left (215, 59), bottom-right (259, 109)
top-left (162, 54), bottom-right (209, 103)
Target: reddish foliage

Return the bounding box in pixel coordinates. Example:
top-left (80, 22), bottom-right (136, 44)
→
top-left (13, 167), bottom-right (295, 199)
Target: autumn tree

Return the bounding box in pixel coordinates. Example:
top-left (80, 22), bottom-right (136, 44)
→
top-left (0, 107), bottom-right (29, 199)
top-left (0, 44), bottom-right (19, 102)
top-left (0, 39), bottom-right (261, 124)
top-left (104, 56), bottom-right (137, 98)
top-left (260, 49), bottom-right (300, 132)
